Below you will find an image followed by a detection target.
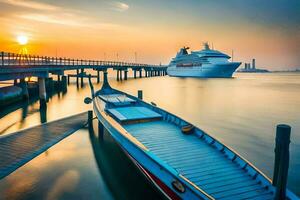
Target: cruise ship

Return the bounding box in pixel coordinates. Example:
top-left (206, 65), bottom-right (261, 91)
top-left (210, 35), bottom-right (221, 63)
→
top-left (167, 43), bottom-right (241, 78)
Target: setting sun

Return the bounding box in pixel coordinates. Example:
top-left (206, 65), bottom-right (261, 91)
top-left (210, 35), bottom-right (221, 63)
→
top-left (17, 35), bottom-right (28, 45)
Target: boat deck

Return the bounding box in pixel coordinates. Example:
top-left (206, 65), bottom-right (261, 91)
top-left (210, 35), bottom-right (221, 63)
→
top-left (124, 121), bottom-right (275, 200)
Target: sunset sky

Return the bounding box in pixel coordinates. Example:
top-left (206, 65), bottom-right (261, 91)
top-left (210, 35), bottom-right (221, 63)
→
top-left (0, 0), bottom-right (299, 70)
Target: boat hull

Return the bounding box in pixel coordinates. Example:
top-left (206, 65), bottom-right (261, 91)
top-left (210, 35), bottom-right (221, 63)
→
top-left (92, 90), bottom-right (299, 200)
top-left (167, 62), bottom-right (241, 78)
top-left (93, 100), bottom-right (205, 200)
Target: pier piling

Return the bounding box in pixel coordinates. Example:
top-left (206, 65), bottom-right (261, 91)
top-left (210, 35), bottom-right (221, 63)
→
top-left (124, 70), bottom-right (128, 80)
top-left (117, 70), bottom-right (120, 81)
top-left (76, 69), bottom-right (79, 86)
top-left (47, 77), bottom-right (54, 94)
top-left (138, 90), bottom-right (143, 100)
top-left (273, 124), bottom-right (291, 200)
top-left (88, 110), bottom-right (93, 131)
top-left (19, 78), bottom-right (29, 99)
top-left (38, 77), bottom-right (47, 107)
top-left (97, 70), bottom-right (100, 83)
top-left (80, 68), bottom-right (84, 87)
top-left (61, 75), bottom-right (67, 91)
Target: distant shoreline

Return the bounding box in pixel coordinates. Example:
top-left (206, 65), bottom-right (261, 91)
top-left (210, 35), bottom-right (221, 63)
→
top-left (237, 70), bottom-right (300, 73)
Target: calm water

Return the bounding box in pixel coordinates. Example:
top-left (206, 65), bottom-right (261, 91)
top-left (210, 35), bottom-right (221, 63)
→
top-left (0, 71), bottom-right (300, 198)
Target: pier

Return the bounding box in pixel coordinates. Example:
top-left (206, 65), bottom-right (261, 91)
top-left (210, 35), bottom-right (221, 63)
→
top-left (0, 51), bottom-right (167, 106)
top-left (0, 112), bottom-right (88, 179)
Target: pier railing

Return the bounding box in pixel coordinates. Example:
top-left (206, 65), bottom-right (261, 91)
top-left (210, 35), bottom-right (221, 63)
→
top-left (0, 52), bottom-right (164, 69)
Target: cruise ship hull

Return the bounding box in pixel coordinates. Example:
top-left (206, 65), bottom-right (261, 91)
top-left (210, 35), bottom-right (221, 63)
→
top-left (167, 62), bottom-right (241, 78)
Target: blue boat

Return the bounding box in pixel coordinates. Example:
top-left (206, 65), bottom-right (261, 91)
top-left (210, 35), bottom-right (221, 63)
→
top-left (88, 72), bottom-right (299, 200)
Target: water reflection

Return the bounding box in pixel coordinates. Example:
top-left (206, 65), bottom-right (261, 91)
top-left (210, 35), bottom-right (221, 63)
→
top-left (0, 72), bottom-right (299, 195)
top-left (40, 106), bottom-right (47, 123)
top-left (88, 120), bottom-right (165, 200)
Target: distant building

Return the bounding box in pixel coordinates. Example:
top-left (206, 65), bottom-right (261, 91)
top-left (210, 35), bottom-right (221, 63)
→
top-left (238, 58), bottom-right (269, 73)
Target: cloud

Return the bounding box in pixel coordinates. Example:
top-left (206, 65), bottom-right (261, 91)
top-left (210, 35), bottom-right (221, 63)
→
top-left (110, 1), bottom-right (129, 12)
top-left (0, 0), bottom-right (60, 11)
top-left (18, 13), bottom-right (122, 30)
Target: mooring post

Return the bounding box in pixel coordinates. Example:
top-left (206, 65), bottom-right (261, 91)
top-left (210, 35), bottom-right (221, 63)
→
top-left (273, 124), bottom-right (291, 200)
top-left (97, 70), bottom-right (100, 83)
top-left (1, 52), bottom-right (4, 66)
top-left (38, 77), bottom-right (47, 108)
top-left (20, 78), bottom-right (29, 99)
top-left (138, 90), bottom-right (143, 100)
top-left (80, 68), bottom-right (84, 87)
top-left (124, 70), bottom-right (128, 80)
top-left (88, 110), bottom-right (93, 130)
top-left (47, 77), bottom-right (54, 94)
top-left (61, 75), bottom-right (67, 92)
top-left (117, 70), bottom-right (120, 81)
top-left (76, 69), bottom-right (79, 87)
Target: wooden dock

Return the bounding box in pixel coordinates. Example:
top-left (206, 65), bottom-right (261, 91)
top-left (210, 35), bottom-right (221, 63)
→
top-left (0, 111), bottom-right (88, 179)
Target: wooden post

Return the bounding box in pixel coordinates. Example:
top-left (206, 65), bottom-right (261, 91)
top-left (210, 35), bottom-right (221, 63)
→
top-left (97, 70), bottom-right (100, 83)
top-left (139, 69), bottom-right (142, 78)
top-left (76, 69), bottom-right (79, 87)
top-left (120, 70), bottom-right (123, 81)
top-left (134, 70), bottom-right (137, 78)
top-left (48, 77), bottom-right (54, 94)
top-left (273, 124), bottom-right (291, 200)
top-left (61, 75), bottom-right (67, 92)
top-left (38, 77), bottom-right (47, 108)
top-left (88, 110), bottom-right (93, 131)
top-left (1, 52), bottom-right (3, 66)
top-left (20, 78), bottom-right (29, 99)
top-left (117, 70), bottom-right (120, 81)
top-left (124, 70), bottom-right (128, 80)
top-left (138, 90), bottom-right (143, 100)
top-left (80, 68), bottom-right (84, 87)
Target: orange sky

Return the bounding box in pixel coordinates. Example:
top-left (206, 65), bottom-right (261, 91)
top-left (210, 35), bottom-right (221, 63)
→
top-left (0, 0), bottom-right (299, 70)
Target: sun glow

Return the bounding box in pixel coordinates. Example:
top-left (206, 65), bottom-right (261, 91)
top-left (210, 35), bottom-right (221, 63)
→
top-left (17, 35), bottom-right (28, 45)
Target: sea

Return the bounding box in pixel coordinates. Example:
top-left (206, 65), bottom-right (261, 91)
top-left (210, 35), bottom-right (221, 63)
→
top-left (0, 72), bottom-right (299, 199)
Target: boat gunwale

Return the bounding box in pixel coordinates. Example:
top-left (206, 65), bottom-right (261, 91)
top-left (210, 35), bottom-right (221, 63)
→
top-left (93, 97), bottom-right (215, 200)
top-left (123, 91), bottom-right (273, 181)
top-left (117, 90), bottom-right (279, 194)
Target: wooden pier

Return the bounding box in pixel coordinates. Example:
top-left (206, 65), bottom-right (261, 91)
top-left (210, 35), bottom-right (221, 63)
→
top-left (0, 111), bottom-right (88, 179)
top-left (0, 52), bottom-right (167, 106)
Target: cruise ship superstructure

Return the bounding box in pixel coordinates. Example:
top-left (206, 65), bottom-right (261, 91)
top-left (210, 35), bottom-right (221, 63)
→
top-left (167, 43), bottom-right (241, 78)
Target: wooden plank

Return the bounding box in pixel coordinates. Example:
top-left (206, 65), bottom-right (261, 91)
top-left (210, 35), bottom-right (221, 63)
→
top-left (0, 112), bottom-right (88, 179)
